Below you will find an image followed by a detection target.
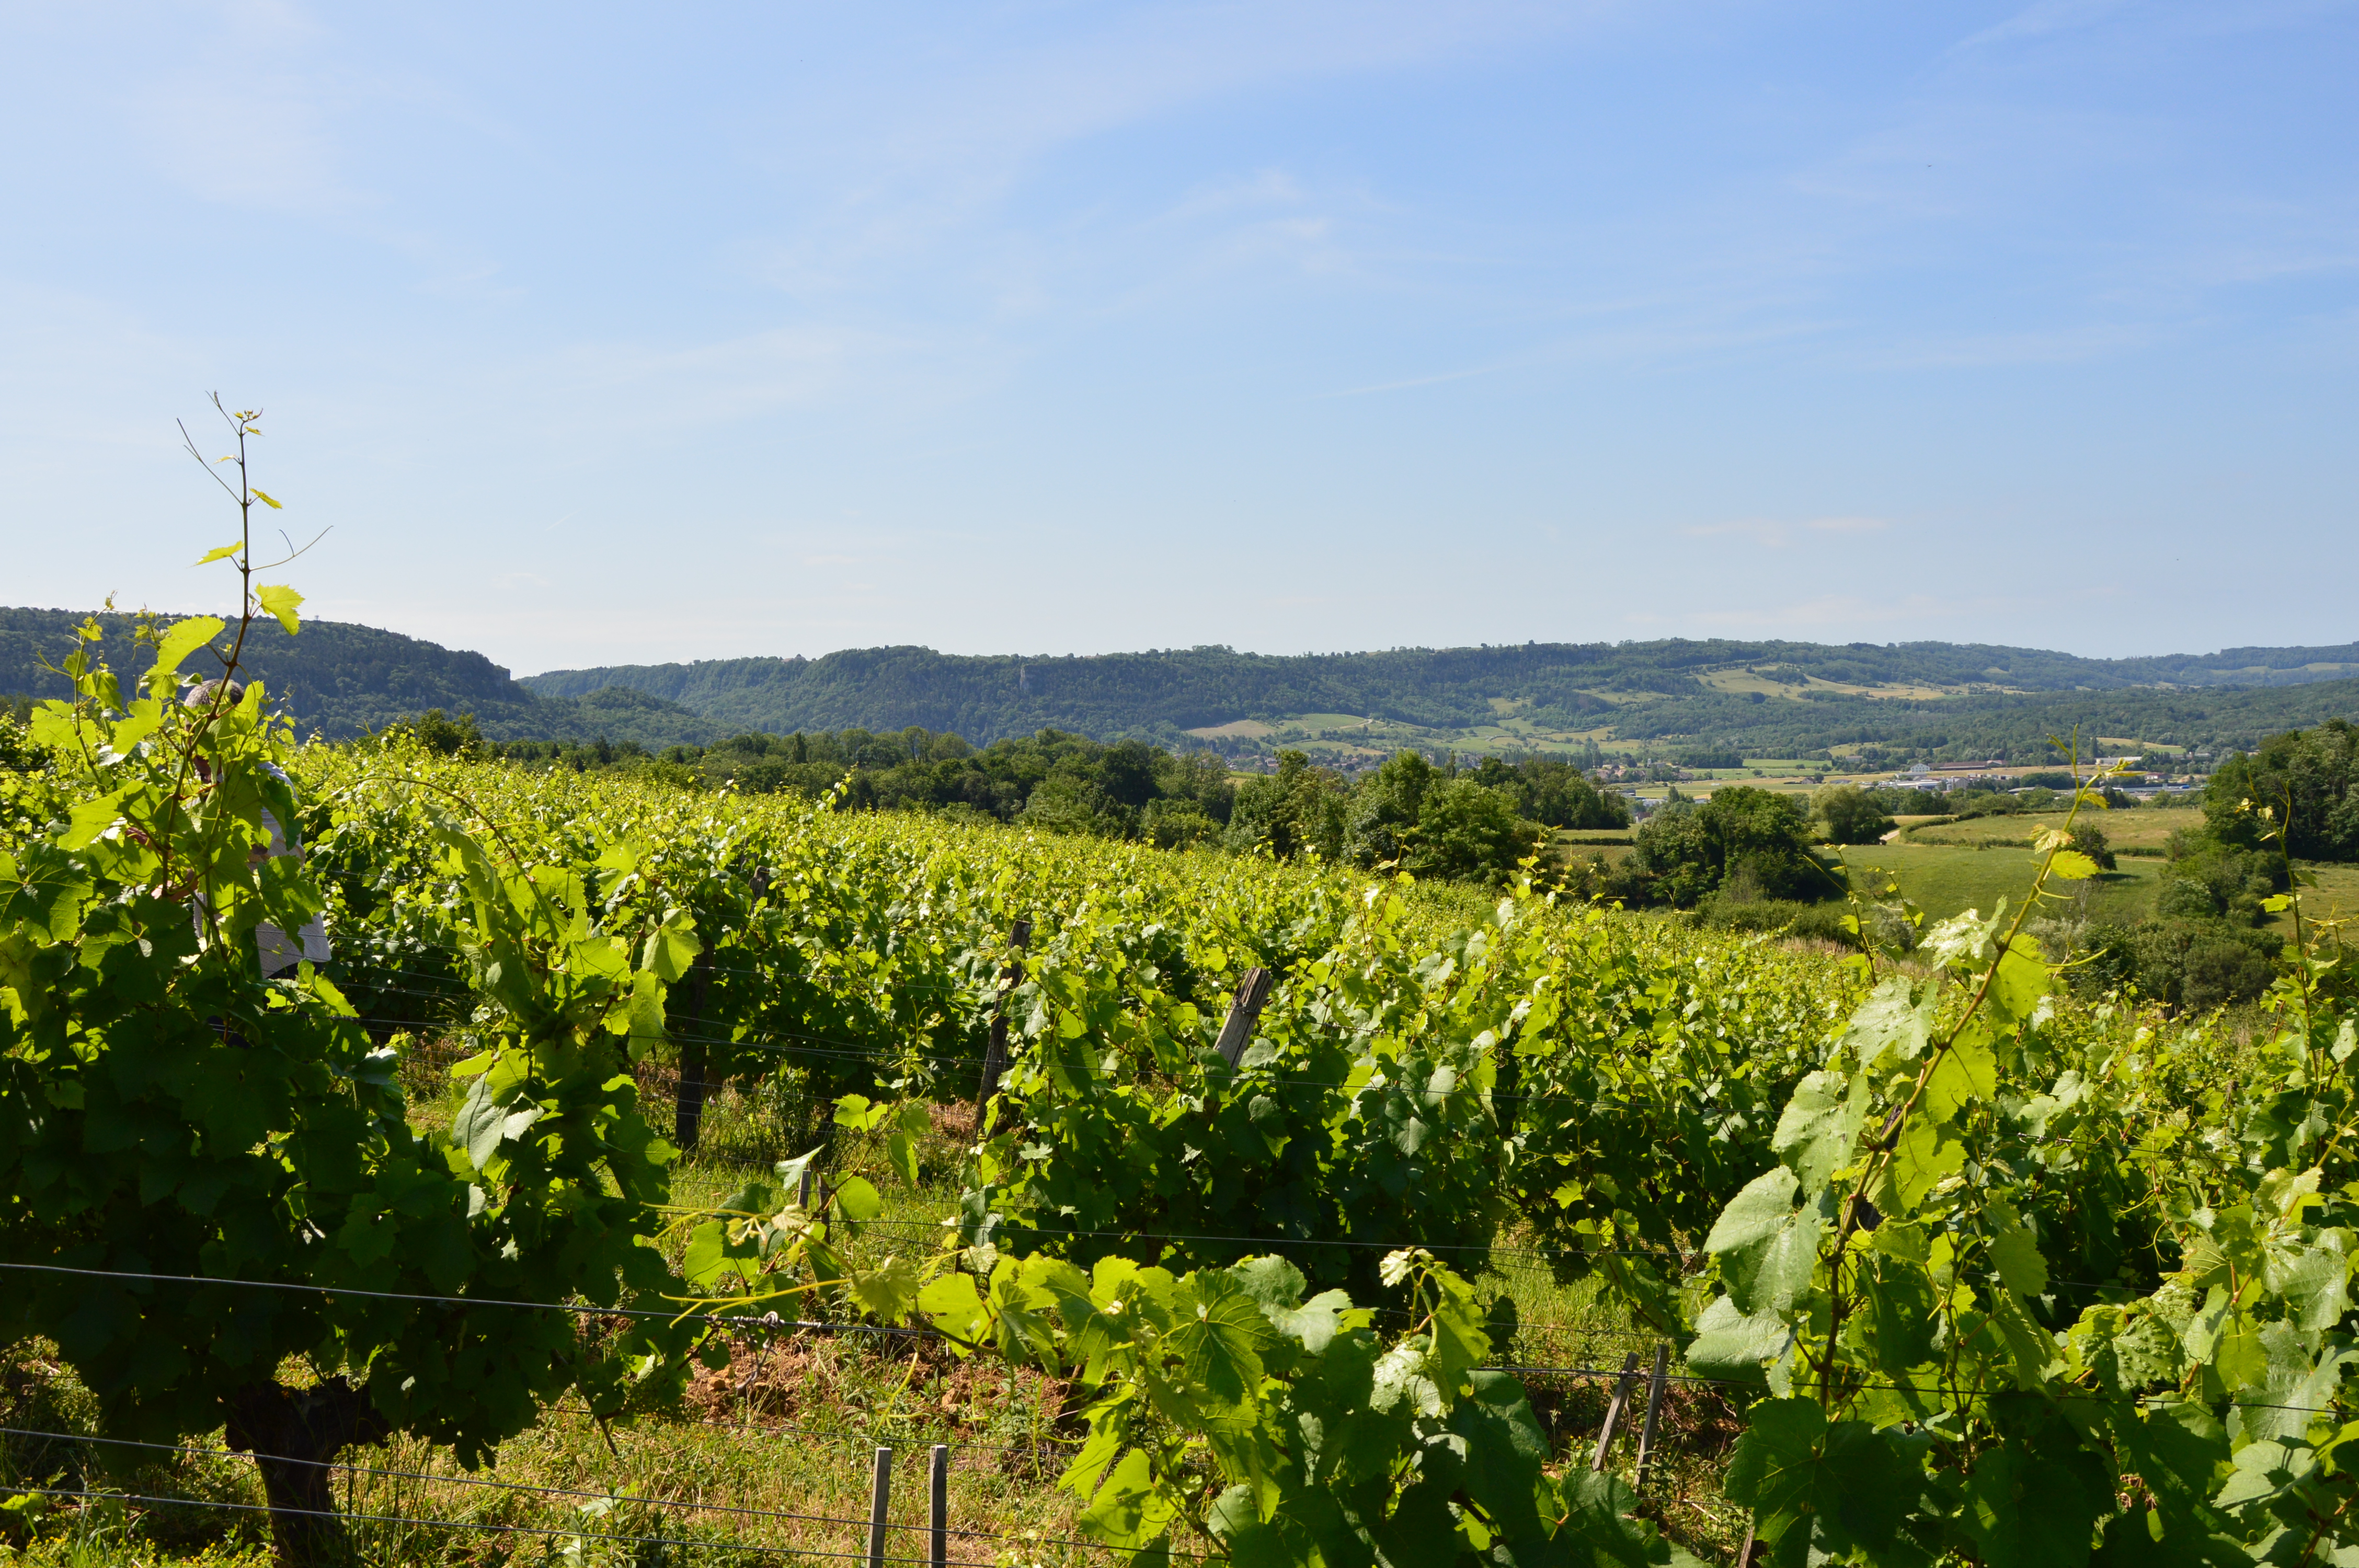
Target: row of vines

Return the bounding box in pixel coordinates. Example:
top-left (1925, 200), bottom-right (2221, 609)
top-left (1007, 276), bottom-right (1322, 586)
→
top-left (7, 594), bottom-right (2358, 1564)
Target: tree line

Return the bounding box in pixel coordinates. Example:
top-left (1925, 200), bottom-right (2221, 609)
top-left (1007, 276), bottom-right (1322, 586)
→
top-left (2064, 716), bottom-right (2359, 1013)
top-left (401, 713), bottom-right (1632, 884)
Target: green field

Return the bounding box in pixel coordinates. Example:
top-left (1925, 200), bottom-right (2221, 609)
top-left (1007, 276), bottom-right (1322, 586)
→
top-left (1830, 806), bottom-right (2189, 925)
top-left (1831, 838), bottom-right (2166, 927)
top-left (2288, 863), bottom-right (2359, 927)
top-left (1902, 804), bottom-right (2206, 854)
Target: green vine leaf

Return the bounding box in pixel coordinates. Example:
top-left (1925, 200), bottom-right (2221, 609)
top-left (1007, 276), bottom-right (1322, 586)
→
top-left (254, 583), bottom-right (303, 635)
top-left (1705, 1168), bottom-right (1825, 1317)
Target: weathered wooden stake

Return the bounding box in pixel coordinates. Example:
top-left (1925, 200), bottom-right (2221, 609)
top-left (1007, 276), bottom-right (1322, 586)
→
top-left (1589, 1352), bottom-right (1641, 1472)
top-left (975, 918), bottom-right (1033, 1127)
top-left (1213, 967), bottom-right (1275, 1065)
top-left (674, 949), bottom-right (715, 1150)
top-left (1632, 1343), bottom-right (1669, 1492)
top-left (1736, 1523), bottom-right (1758, 1566)
top-left (929, 1444), bottom-right (949, 1568)
top-left (866, 1446), bottom-right (892, 1568)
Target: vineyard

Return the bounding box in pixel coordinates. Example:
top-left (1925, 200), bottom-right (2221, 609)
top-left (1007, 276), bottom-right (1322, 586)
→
top-left (6, 571), bottom-right (2359, 1564)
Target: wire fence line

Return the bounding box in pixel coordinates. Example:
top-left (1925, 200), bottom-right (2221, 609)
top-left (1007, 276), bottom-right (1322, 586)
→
top-left (0, 1423), bottom-right (1214, 1562)
top-left (841, 1213), bottom-right (1696, 1266)
top-left (0, 1264), bottom-right (1672, 1566)
top-left (0, 1252), bottom-right (1724, 1373)
top-left (6, 1261), bottom-right (2314, 1421)
top-left (0, 1250), bottom-right (2176, 1375)
top-left (0, 1484), bottom-right (1005, 1568)
top-left (4, 1368), bottom-right (1084, 1467)
top-left (13, 1270), bottom-right (2321, 1566)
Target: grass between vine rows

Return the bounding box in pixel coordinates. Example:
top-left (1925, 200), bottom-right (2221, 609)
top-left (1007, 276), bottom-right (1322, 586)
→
top-left (3, 1056), bottom-right (1759, 1567)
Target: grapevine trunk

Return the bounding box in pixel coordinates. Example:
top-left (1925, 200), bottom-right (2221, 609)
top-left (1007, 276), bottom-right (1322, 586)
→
top-left (223, 1379), bottom-right (386, 1568)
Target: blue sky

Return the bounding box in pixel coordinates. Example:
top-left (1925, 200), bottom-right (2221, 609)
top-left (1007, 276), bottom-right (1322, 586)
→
top-left (3, 1), bottom-right (2352, 675)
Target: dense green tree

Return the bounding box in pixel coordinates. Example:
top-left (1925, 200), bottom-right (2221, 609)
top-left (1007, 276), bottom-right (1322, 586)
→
top-left (1402, 778), bottom-right (1545, 885)
top-left (1698, 786), bottom-right (1828, 900)
top-left (1813, 784), bottom-right (1895, 845)
top-left (382, 708), bottom-right (487, 759)
top-left (1622, 805), bottom-right (1717, 907)
top-left (1226, 751), bottom-right (1348, 862)
top-left (1467, 755), bottom-right (1628, 829)
top-left (2158, 834), bottom-right (2282, 924)
top-left (1620, 786), bottom-right (1827, 908)
top-left (2206, 718), bottom-right (2359, 862)
top-left (1138, 798), bottom-right (1223, 849)
top-left (1014, 774), bottom-right (1128, 836)
top-left (1342, 751), bottom-right (1435, 868)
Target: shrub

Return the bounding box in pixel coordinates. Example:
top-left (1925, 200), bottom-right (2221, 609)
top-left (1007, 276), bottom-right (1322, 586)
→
top-left (2076, 917), bottom-right (2283, 1012)
top-left (1695, 896), bottom-right (1856, 944)
top-left (2159, 836), bottom-right (2283, 924)
top-left (2068, 821), bottom-right (2117, 871)
top-left (2182, 937), bottom-right (2278, 1012)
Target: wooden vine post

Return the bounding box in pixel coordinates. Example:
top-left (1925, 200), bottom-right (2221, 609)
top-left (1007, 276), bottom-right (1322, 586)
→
top-left (1632, 1343), bottom-right (1669, 1492)
top-left (1589, 1352), bottom-right (1641, 1472)
top-left (975, 918), bottom-right (1033, 1129)
top-left (929, 1444), bottom-right (950, 1568)
top-left (674, 948), bottom-right (715, 1150)
top-left (865, 1446), bottom-right (892, 1568)
top-left (1214, 966), bottom-right (1274, 1065)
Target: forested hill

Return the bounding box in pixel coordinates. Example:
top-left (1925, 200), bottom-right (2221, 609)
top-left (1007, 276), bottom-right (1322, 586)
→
top-left (521, 639), bottom-right (2359, 754)
top-left (0, 607), bottom-right (719, 746)
top-left (9, 606), bottom-right (2358, 762)
top-left (528, 638), bottom-right (2359, 724)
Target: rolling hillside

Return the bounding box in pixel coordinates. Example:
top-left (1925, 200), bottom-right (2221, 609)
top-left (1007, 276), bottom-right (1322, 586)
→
top-left (0, 607), bottom-right (719, 746)
top-left (9, 606), bottom-right (2356, 762)
top-left (522, 638), bottom-right (2359, 763)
